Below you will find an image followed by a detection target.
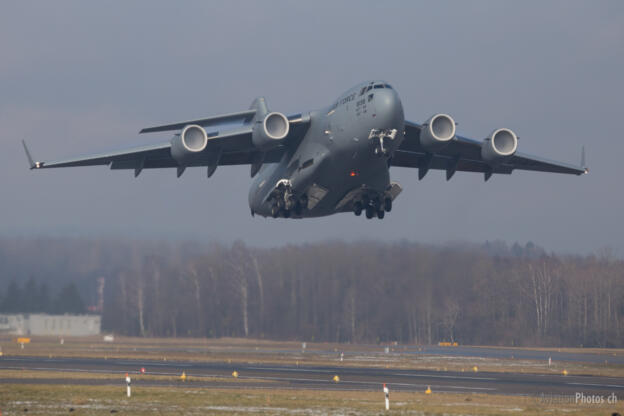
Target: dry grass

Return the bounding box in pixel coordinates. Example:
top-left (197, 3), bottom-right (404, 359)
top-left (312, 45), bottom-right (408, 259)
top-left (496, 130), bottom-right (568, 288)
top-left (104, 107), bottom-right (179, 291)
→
top-left (1, 383), bottom-right (622, 415)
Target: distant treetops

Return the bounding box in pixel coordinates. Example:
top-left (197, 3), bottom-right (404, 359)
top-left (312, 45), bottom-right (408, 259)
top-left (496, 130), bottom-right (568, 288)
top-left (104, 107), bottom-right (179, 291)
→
top-left (0, 278), bottom-right (85, 314)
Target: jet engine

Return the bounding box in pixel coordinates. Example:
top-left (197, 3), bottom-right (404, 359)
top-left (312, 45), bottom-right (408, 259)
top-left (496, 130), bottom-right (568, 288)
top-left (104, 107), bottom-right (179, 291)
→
top-left (170, 124), bottom-right (208, 165)
top-left (252, 112), bottom-right (290, 149)
top-left (419, 113), bottom-right (456, 152)
top-left (481, 128), bottom-right (518, 164)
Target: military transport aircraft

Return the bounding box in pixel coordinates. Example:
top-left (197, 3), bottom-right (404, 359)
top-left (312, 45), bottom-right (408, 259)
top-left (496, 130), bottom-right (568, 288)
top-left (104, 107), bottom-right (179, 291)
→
top-left (23, 80), bottom-right (587, 220)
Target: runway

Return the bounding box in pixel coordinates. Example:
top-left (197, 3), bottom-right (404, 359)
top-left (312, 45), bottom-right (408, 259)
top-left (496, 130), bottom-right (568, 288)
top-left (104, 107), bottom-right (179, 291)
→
top-left (2, 355), bottom-right (623, 398)
top-left (90, 343), bottom-right (624, 365)
top-left (406, 345), bottom-right (624, 365)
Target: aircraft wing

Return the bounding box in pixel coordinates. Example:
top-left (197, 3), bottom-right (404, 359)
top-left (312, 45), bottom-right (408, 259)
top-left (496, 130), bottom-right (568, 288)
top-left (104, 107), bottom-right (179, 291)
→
top-left (392, 121), bottom-right (587, 180)
top-left (23, 113), bottom-right (310, 176)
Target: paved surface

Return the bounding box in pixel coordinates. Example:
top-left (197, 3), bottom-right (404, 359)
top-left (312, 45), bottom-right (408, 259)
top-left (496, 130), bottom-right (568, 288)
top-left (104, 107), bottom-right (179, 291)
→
top-left (408, 345), bottom-right (624, 365)
top-left (2, 355), bottom-right (623, 398)
top-left (96, 344), bottom-right (624, 365)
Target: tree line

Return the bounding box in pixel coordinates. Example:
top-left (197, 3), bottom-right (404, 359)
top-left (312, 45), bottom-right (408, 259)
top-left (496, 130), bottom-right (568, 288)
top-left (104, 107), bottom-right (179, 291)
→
top-left (0, 278), bottom-right (85, 314)
top-left (0, 237), bottom-right (622, 347)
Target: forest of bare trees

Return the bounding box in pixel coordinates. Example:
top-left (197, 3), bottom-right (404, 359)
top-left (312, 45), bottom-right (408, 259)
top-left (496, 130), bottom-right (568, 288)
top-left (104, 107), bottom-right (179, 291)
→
top-left (0, 237), bottom-right (622, 347)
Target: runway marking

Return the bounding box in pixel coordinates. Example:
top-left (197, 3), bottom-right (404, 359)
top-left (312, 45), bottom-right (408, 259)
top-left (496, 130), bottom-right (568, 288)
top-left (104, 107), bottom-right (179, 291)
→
top-left (239, 375), bottom-right (496, 391)
top-left (567, 382), bottom-right (624, 389)
top-left (118, 362), bottom-right (177, 367)
top-left (116, 361), bottom-right (192, 367)
top-left (0, 364), bottom-right (496, 393)
top-left (0, 366), bottom-right (205, 377)
top-left (376, 381), bottom-right (496, 391)
top-left (247, 367), bottom-right (334, 373)
top-left (0, 366), bottom-right (129, 374)
top-left (391, 373), bottom-right (497, 381)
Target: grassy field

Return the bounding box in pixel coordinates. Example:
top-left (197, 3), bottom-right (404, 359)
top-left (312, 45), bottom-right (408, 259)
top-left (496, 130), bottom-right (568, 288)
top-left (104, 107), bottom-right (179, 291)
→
top-left (1, 382), bottom-right (622, 416)
top-left (1, 336), bottom-right (623, 415)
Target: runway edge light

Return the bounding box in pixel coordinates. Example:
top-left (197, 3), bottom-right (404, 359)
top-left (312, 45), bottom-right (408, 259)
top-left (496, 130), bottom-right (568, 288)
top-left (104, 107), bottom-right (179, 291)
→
top-left (383, 383), bottom-right (390, 410)
top-left (125, 373), bottom-right (131, 398)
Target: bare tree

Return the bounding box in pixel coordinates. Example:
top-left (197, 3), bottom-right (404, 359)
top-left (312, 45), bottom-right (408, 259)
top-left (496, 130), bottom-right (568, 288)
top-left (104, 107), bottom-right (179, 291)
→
top-left (442, 298), bottom-right (460, 343)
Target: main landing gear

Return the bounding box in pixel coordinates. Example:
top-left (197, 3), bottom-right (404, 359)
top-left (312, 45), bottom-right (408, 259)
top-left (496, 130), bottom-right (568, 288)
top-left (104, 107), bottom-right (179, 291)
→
top-left (353, 194), bottom-right (392, 220)
top-left (269, 180), bottom-right (307, 218)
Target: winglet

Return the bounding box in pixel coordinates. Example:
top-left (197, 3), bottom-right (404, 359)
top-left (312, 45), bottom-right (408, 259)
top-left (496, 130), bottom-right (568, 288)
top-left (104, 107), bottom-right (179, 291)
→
top-left (581, 146), bottom-right (588, 174)
top-left (22, 140), bottom-right (39, 169)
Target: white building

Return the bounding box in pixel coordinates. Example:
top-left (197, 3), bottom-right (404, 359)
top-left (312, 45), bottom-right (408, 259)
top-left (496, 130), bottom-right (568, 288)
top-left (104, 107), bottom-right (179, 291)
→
top-left (0, 314), bottom-right (101, 336)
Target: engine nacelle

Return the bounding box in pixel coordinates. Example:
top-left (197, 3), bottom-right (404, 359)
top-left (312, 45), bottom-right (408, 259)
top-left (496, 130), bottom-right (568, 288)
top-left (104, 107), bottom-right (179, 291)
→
top-left (481, 128), bottom-right (518, 164)
top-left (419, 113), bottom-right (456, 152)
top-left (170, 124), bottom-right (208, 165)
top-left (252, 112), bottom-right (289, 150)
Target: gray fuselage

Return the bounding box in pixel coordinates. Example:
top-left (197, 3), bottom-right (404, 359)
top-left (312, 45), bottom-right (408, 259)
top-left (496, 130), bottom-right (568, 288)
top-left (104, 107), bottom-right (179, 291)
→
top-left (248, 81), bottom-right (404, 218)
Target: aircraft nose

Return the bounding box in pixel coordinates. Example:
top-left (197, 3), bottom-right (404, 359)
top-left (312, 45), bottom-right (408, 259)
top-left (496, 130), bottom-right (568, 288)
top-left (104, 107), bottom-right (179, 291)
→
top-left (375, 89), bottom-right (403, 127)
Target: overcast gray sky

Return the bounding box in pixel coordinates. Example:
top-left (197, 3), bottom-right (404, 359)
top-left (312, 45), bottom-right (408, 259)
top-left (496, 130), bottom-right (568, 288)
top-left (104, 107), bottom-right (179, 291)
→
top-left (1, 1), bottom-right (622, 255)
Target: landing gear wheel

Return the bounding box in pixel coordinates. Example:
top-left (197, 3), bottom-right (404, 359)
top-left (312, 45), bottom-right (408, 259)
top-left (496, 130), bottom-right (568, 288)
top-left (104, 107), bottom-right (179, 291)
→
top-left (384, 197), bottom-right (392, 212)
top-left (282, 209), bottom-right (291, 218)
top-left (377, 209), bottom-right (385, 219)
top-left (353, 201), bottom-right (363, 216)
top-left (365, 205), bottom-right (375, 219)
top-left (372, 197), bottom-right (381, 212)
top-left (271, 205), bottom-right (279, 218)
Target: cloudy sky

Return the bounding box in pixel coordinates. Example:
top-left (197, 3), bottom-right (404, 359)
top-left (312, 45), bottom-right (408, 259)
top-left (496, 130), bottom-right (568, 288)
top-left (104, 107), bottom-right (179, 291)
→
top-left (1, 1), bottom-right (622, 254)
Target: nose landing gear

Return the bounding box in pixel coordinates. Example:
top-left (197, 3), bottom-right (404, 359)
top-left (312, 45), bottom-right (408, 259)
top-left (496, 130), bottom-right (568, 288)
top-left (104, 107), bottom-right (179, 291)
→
top-left (369, 128), bottom-right (397, 158)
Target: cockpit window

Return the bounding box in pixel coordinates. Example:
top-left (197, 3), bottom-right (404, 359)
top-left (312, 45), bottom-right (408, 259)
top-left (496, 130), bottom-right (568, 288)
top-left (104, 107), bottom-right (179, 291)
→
top-left (359, 87), bottom-right (367, 96)
top-left (370, 83), bottom-right (393, 90)
top-left (366, 85), bottom-right (372, 92)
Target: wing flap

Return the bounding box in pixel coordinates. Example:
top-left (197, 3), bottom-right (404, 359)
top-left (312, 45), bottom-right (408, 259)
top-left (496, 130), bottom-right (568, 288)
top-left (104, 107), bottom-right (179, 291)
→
top-left (139, 110), bottom-right (257, 134)
top-left (395, 120), bottom-right (586, 177)
top-left (26, 123), bottom-right (295, 173)
top-left (34, 142), bottom-right (172, 169)
top-left (392, 150), bottom-right (513, 174)
top-left (508, 152), bottom-right (587, 175)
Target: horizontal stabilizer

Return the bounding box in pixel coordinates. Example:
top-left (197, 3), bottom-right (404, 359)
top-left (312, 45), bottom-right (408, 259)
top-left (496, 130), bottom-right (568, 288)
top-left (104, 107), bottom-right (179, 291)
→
top-left (140, 110), bottom-right (257, 134)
